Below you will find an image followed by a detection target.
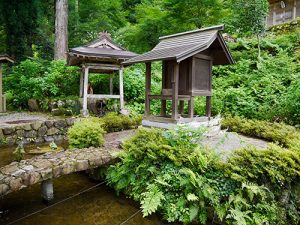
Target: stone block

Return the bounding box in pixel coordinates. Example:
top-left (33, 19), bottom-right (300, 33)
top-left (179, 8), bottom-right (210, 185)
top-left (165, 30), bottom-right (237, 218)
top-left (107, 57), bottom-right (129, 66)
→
top-left (10, 178), bottom-right (23, 191)
top-left (0, 183), bottom-right (9, 196)
top-left (45, 121), bottom-right (54, 128)
top-left (75, 160), bottom-right (89, 171)
top-left (44, 136), bottom-right (54, 143)
top-left (34, 137), bottom-right (44, 144)
top-left (11, 169), bottom-right (25, 177)
top-left (40, 168), bottom-right (53, 180)
top-left (16, 129), bottom-right (25, 137)
top-left (21, 124), bottom-right (32, 131)
top-left (54, 120), bottom-right (67, 129)
top-left (24, 130), bottom-right (37, 138)
top-left (53, 135), bottom-right (64, 142)
top-left (28, 99), bottom-right (40, 112)
top-left (3, 127), bottom-right (15, 135)
top-left (38, 126), bottom-right (48, 137)
top-left (28, 171), bottom-right (41, 185)
top-left (66, 118), bottom-right (76, 126)
top-left (6, 136), bottom-right (16, 145)
top-left (47, 127), bottom-right (60, 136)
top-left (61, 163), bottom-right (75, 175)
top-left (0, 129), bottom-right (4, 139)
top-left (31, 121), bottom-right (43, 130)
top-left (52, 166), bottom-right (62, 178)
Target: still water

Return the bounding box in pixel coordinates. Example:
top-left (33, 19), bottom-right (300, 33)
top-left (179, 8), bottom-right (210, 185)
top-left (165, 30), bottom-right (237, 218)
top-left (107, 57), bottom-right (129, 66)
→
top-left (0, 173), bottom-right (170, 225)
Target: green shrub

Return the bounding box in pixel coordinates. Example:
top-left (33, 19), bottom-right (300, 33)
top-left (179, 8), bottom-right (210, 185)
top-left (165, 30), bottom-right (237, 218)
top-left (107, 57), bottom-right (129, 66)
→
top-left (68, 117), bottom-right (105, 148)
top-left (107, 126), bottom-right (289, 224)
top-left (221, 115), bottom-right (300, 148)
top-left (101, 112), bottom-right (142, 132)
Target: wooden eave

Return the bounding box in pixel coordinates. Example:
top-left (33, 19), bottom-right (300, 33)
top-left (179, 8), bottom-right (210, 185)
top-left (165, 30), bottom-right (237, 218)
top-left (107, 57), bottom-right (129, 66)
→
top-left (0, 55), bottom-right (15, 64)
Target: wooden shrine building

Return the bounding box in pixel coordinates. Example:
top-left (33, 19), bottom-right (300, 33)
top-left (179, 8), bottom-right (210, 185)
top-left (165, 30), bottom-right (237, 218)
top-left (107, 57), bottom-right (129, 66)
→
top-left (68, 32), bottom-right (138, 116)
top-left (123, 25), bottom-right (234, 126)
top-left (0, 55), bottom-right (14, 113)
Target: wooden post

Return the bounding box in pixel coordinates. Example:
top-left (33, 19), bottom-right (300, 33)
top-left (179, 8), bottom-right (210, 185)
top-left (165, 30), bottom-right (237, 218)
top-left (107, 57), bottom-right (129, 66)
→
top-left (82, 66), bottom-right (89, 116)
top-left (145, 62), bottom-right (151, 117)
top-left (206, 96), bottom-right (211, 118)
top-left (79, 69), bottom-right (83, 97)
top-left (0, 64), bottom-right (3, 112)
top-left (119, 68), bottom-right (124, 109)
top-left (172, 63), bottom-right (179, 120)
top-left (188, 97), bottom-right (194, 118)
top-left (109, 75), bottom-right (113, 95)
top-left (161, 62), bottom-right (166, 116)
top-left (179, 100), bottom-right (184, 115)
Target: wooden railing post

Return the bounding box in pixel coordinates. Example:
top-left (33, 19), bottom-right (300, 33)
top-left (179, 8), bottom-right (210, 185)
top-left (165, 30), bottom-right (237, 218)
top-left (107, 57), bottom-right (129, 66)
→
top-left (172, 63), bottom-right (179, 120)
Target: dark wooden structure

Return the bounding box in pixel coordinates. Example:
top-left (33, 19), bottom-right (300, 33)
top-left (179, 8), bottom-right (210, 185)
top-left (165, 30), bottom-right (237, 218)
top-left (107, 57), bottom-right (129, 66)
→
top-left (68, 32), bottom-right (138, 116)
top-left (123, 25), bottom-right (234, 124)
top-left (267, 0), bottom-right (300, 27)
top-left (0, 55), bottom-right (14, 113)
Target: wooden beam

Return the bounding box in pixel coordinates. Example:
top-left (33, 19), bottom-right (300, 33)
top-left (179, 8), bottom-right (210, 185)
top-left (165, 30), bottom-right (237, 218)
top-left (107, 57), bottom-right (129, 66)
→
top-left (206, 96), bottom-right (211, 118)
top-left (87, 94), bottom-right (120, 99)
top-left (145, 62), bottom-right (151, 116)
top-left (82, 66), bottom-right (89, 116)
top-left (119, 68), bottom-right (124, 109)
top-left (172, 63), bottom-right (179, 119)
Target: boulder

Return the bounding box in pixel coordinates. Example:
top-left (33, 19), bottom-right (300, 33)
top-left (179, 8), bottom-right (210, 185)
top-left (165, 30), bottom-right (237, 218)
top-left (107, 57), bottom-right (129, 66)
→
top-left (3, 127), bottom-right (15, 135)
top-left (38, 126), bottom-right (48, 136)
top-left (45, 120), bottom-right (54, 128)
top-left (54, 120), bottom-right (67, 129)
top-left (31, 121), bottom-right (43, 130)
top-left (46, 127), bottom-right (60, 136)
top-left (28, 99), bottom-right (40, 112)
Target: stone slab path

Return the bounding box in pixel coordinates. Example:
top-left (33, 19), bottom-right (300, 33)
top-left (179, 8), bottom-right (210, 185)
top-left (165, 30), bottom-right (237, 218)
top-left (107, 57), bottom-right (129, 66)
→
top-left (204, 131), bottom-right (269, 158)
top-left (0, 130), bottom-right (135, 197)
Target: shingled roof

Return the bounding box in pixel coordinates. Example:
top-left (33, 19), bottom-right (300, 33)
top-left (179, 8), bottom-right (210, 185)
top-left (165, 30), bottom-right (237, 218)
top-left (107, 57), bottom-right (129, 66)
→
top-left (123, 25), bottom-right (234, 65)
top-left (68, 32), bottom-right (138, 66)
top-left (0, 55), bottom-right (14, 63)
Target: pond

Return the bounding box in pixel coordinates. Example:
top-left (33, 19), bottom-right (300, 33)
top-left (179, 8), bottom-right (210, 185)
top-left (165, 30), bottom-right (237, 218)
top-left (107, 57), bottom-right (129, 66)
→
top-left (0, 173), bottom-right (172, 225)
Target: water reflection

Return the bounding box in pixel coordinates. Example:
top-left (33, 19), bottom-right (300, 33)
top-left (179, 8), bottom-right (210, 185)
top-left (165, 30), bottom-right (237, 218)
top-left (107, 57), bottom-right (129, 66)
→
top-left (0, 173), bottom-right (172, 225)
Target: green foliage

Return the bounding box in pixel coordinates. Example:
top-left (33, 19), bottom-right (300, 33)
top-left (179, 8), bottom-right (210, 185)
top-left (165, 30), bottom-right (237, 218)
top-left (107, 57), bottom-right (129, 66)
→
top-left (221, 115), bottom-right (300, 148)
top-left (4, 59), bottom-right (80, 109)
top-left (100, 112), bottom-right (142, 132)
top-left (106, 125), bottom-right (297, 224)
top-left (68, 117), bottom-right (105, 149)
top-left (68, 113), bottom-right (142, 149)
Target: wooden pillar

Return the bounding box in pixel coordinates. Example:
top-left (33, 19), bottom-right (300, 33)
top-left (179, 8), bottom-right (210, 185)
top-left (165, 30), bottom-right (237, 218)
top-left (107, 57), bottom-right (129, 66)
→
top-left (206, 96), bottom-right (211, 118)
top-left (188, 97), bottom-right (194, 118)
top-left (160, 62), bottom-right (166, 117)
top-left (172, 63), bottom-right (179, 120)
top-left (109, 75), bottom-right (113, 95)
top-left (145, 62), bottom-right (151, 117)
top-left (0, 64), bottom-right (3, 112)
top-left (82, 66), bottom-right (89, 117)
top-left (119, 68), bottom-right (124, 109)
top-left (293, 0), bottom-right (297, 19)
top-left (179, 100), bottom-right (184, 115)
top-left (79, 69), bottom-right (84, 97)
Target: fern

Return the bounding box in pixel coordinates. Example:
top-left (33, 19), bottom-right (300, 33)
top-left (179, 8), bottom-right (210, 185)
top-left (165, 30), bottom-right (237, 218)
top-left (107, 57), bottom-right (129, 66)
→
top-left (141, 184), bottom-right (164, 217)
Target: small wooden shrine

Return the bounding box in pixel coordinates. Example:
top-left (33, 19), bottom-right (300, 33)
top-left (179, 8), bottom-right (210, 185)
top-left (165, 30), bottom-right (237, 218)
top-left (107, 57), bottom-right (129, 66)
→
top-left (0, 55), bottom-right (14, 113)
top-left (123, 25), bottom-right (234, 126)
top-left (68, 32), bottom-right (138, 116)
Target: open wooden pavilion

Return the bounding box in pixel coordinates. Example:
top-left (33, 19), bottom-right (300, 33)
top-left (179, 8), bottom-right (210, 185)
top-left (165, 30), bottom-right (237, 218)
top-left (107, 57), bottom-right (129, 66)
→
top-left (123, 25), bottom-right (234, 127)
top-left (0, 55), bottom-right (14, 113)
top-left (68, 32), bottom-right (138, 116)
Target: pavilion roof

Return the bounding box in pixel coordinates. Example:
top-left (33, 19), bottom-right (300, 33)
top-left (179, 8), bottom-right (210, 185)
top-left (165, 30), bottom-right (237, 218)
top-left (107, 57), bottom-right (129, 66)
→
top-left (0, 55), bottom-right (15, 64)
top-left (123, 25), bottom-right (234, 65)
top-left (68, 32), bottom-right (138, 66)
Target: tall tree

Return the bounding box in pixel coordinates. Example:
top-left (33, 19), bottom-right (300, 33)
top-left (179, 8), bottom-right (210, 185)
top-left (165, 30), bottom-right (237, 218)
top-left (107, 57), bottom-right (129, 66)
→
top-left (229, 0), bottom-right (269, 59)
top-left (54, 0), bottom-right (68, 60)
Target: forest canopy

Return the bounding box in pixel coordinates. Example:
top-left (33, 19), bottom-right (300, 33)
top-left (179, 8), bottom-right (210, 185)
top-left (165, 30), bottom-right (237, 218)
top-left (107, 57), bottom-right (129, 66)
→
top-left (0, 0), bottom-right (269, 60)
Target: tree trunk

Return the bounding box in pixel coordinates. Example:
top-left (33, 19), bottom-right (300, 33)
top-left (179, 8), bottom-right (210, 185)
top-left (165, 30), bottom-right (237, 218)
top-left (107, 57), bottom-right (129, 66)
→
top-left (54, 0), bottom-right (68, 60)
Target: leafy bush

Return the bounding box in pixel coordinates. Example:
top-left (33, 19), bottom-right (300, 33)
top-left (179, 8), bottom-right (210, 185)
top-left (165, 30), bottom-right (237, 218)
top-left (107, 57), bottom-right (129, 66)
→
top-left (221, 115), bottom-right (300, 148)
top-left (68, 117), bottom-right (105, 148)
top-left (101, 112), bottom-right (142, 132)
top-left (4, 59), bottom-right (80, 109)
top-left (106, 126), bottom-right (294, 224)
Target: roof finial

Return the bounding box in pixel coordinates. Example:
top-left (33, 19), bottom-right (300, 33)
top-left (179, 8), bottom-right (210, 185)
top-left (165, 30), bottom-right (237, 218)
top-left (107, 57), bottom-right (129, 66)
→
top-left (99, 31), bottom-right (111, 40)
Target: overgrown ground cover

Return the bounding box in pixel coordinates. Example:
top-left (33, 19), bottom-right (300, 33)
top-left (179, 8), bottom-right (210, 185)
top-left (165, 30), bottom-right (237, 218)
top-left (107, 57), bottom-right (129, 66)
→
top-left (106, 121), bottom-right (300, 225)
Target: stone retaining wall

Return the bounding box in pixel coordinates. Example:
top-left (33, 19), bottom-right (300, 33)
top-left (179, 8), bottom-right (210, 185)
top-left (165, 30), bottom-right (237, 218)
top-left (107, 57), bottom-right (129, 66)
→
top-left (0, 118), bottom-right (77, 146)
